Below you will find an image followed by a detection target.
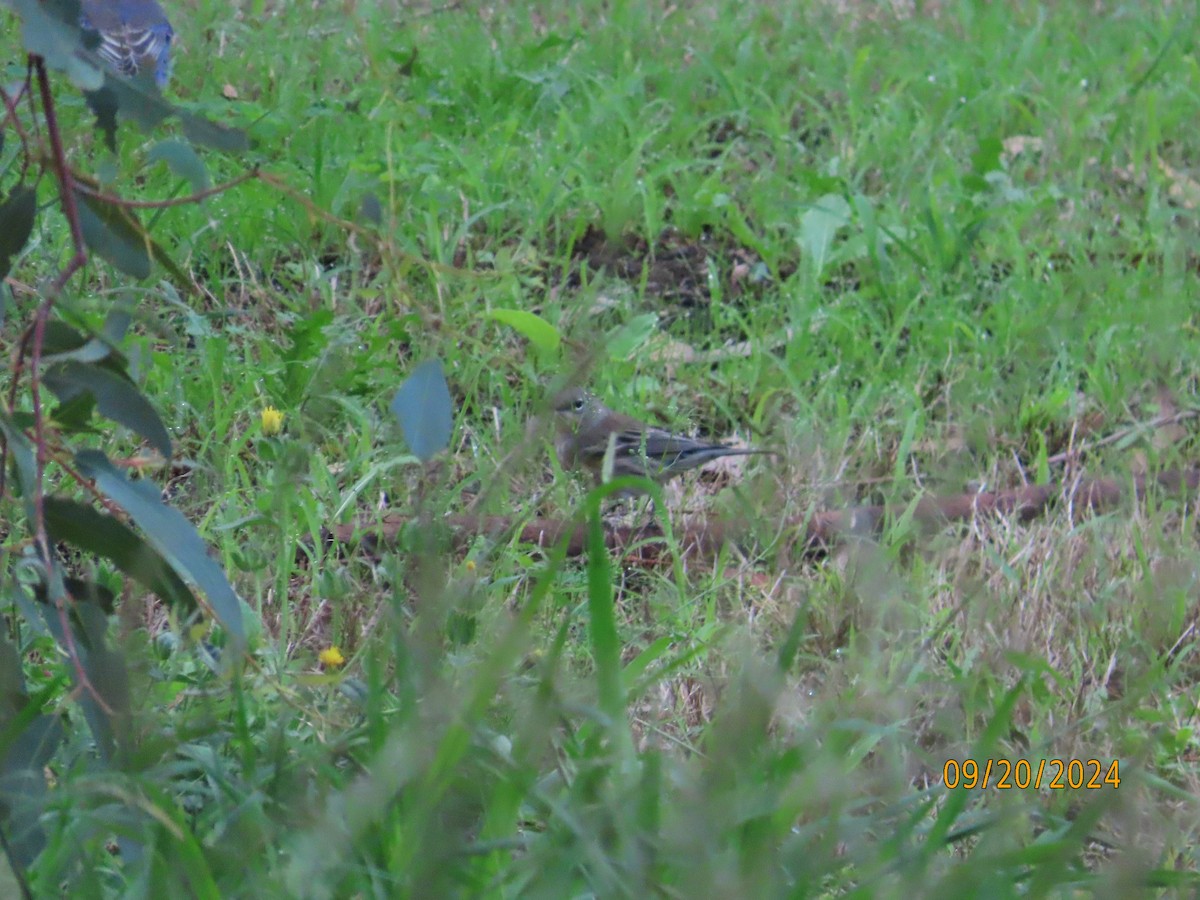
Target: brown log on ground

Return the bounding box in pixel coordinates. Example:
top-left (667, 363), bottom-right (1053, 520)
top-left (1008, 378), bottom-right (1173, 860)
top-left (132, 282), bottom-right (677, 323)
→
top-left (317, 468), bottom-right (1200, 563)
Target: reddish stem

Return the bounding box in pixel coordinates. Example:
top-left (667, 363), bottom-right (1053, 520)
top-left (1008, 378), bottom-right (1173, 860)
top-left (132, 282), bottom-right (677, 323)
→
top-left (28, 58), bottom-right (110, 712)
top-left (73, 168), bottom-right (259, 209)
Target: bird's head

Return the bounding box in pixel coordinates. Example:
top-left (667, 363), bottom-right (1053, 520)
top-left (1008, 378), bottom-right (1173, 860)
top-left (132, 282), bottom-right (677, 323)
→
top-left (551, 387), bottom-right (601, 433)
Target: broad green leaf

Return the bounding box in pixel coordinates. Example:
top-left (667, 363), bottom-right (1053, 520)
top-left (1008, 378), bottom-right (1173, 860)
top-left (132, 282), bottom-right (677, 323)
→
top-left (75, 450), bottom-right (246, 652)
top-left (43, 498), bottom-right (198, 614)
top-left (38, 320), bottom-right (124, 430)
top-left (0, 185), bottom-right (36, 283)
top-left (281, 308), bottom-right (334, 403)
top-left (43, 360), bottom-right (172, 459)
top-left (0, 735), bottom-right (54, 869)
top-left (390, 359), bottom-right (453, 463)
top-left (605, 313), bottom-right (658, 360)
top-left (147, 139), bottom-right (210, 193)
top-left (488, 309), bottom-right (561, 357)
top-left (798, 193), bottom-right (852, 278)
top-left (75, 190), bottom-right (152, 279)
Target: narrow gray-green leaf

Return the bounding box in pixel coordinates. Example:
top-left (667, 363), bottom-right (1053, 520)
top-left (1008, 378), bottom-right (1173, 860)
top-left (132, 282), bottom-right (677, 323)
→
top-left (44, 360), bottom-right (171, 459)
top-left (0, 185), bottom-right (37, 283)
top-left (75, 450), bottom-right (245, 651)
top-left (73, 188), bottom-right (189, 284)
top-left (40, 319), bottom-right (124, 371)
top-left (41, 320), bottom-right (94, 357)
top-left (44, 498), bottom-right (197, 614)
top-left (75, 191), bottom-right (152, 279)
top-left (30, 568), bottom-right (120, 761)
top-left (0, 408), bottom-right (38, 504)
top-left (390, 359), bottom-right (453, 463)
top-left (102, 306), bottom-right (133, 344)
top-left (0, 633), bottom-right (58, 866)
top-left (41, 337), bottom-right (113, 366)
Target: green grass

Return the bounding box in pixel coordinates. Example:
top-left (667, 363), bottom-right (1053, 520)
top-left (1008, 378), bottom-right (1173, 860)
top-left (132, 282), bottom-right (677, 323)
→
top-left (5, 0), bottom-right (1200, 894)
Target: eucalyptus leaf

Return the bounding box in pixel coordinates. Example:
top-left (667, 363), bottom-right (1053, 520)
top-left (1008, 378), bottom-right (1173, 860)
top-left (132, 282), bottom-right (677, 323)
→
top-left (44, 498), bottom-right (197, 613)
top-left (0, 185), bottom-right (37, 283)
top-left (0, 409), bottom-right (39, 506)
top-left (75, 450), bottom-right (246, 653)
top-left (43, 360), bottom-right (172, 459)
top-left (390, 359), bottom-right (453, 463)
top-left (75, 188), bottom-right (189, 283)
top-left (75, 190), bottom-right (152, 279)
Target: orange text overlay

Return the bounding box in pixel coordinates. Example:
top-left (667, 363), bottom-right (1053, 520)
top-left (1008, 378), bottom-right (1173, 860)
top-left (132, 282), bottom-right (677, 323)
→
top-left (942, 758), bottom-right (1121, 790)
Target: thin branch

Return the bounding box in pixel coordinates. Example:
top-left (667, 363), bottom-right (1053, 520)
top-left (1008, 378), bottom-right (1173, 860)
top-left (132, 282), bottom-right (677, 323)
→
top-left (253, 170), bottom-right (475, 279)
top-left (0, 81), bottom-right (35, 178)
top-left (30, 60), bottom-right (84, 547)
top-left (254, 170), bottom-right (370, 236)
top-left (72, 168), bottom-right (260, 209)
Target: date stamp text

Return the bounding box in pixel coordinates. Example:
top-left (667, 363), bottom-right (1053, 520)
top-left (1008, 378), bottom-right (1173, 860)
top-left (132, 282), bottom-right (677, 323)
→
top-left (942, 758), bottom-right (1120, 790)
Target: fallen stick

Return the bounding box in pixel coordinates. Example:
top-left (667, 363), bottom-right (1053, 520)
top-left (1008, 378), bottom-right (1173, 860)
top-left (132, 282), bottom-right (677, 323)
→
top-left (317, 468), bottom-right (1200, 564)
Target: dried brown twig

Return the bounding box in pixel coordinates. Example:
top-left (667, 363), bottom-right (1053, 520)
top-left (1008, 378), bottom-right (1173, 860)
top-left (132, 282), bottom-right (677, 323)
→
top-left (319, 467), bottom-right (1200, 564)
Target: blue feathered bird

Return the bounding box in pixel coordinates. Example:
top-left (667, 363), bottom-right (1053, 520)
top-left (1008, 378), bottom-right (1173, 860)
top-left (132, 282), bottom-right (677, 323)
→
top-left (79, 0), bottom-right (174, 88)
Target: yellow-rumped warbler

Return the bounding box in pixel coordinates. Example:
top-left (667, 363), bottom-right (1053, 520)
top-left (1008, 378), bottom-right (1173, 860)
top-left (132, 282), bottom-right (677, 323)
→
top-left (552, 387), bottom-right (768, 490)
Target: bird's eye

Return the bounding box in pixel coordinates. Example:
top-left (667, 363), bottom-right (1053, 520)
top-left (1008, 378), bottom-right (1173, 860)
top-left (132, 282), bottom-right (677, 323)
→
top-left (573, 398), bottom-right (585, 411)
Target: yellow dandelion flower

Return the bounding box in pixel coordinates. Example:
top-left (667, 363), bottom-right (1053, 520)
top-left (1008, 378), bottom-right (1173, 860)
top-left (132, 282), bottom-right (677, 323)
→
top-left (319, 646), bottom-right (345, 668)
top-left (261, 406), bottom-right (285, 436)
top-left (465, 559), bottom-right (477, 573)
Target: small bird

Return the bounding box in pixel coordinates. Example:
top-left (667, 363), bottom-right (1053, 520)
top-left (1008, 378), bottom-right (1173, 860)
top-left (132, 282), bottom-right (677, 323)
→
top-left (552, 387), bottom-right (769, 491)
top-left (79, 0), bottom-right (175, 89)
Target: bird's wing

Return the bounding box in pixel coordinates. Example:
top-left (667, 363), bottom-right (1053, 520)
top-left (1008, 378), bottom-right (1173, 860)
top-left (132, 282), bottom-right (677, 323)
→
top-left (80, 1), bottom-right (173, 84)
top-left (630, 428), bottom-right (710, 459)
